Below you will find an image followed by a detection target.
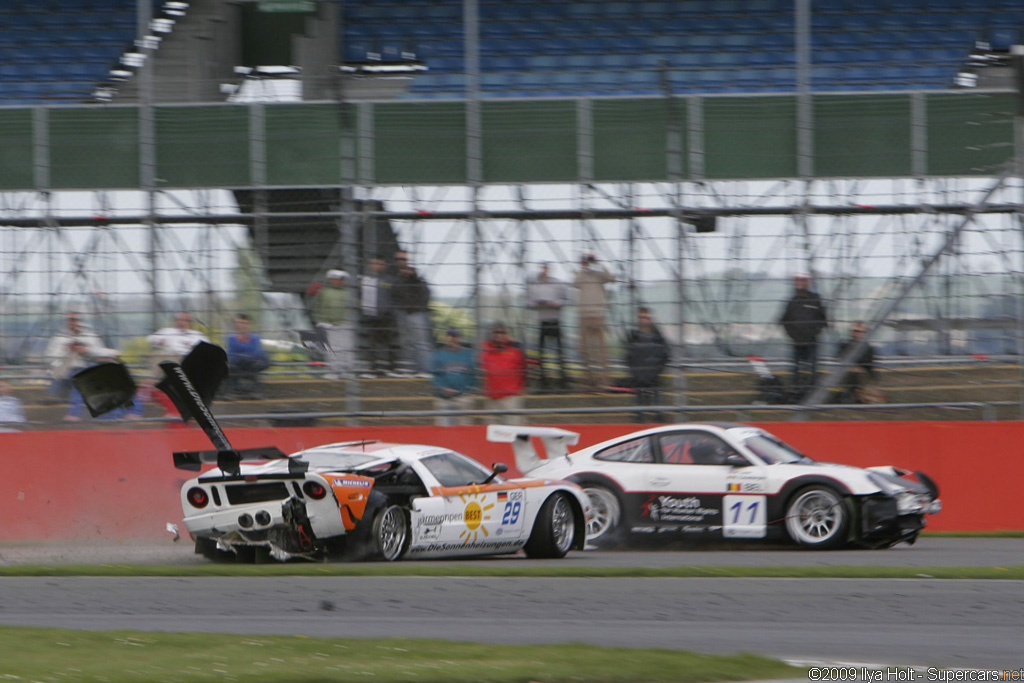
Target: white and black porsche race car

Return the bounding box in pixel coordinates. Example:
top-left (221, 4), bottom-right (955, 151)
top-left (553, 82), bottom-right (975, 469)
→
top-left (71, 342), bottom-right (589, 562)
top-left (489, 423), bottom-right (941, 550)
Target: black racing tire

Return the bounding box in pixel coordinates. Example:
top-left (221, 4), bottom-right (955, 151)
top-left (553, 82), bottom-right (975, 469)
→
top-left (370, 504), bottom-right (410, 562)
top-left (524, 492), bottom-right (577, 559)
top-left (784, 486), bottom-right (850, 550)
top-left (581, 484), bottom-right (624, 548)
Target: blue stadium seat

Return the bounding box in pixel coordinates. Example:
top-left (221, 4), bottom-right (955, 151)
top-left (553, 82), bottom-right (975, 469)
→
top-left (622, 69), bottom-right (661, 93)
top-left (988, 27), bottom-right (1020, 51)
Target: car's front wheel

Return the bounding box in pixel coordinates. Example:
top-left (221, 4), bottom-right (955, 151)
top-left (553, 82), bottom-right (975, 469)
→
top-left (784, 486), bottom-right (850, 549)
top-left (371, 504), bottom-right (410, 561)
top-left (582, 485), bottom-right (623, 548)
top-left (524, 493), bottom-right (576, 558)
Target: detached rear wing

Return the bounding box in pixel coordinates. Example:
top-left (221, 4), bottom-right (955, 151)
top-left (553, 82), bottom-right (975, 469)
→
top-left (486, 425), bottom-right (580, 474)
top-left (73, 341), bottom-right (291, 477)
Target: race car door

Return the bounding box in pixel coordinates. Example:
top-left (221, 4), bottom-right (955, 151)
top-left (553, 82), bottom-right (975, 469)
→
top-left (414, 451), bottom-right (529, 552)
top-left (646, 430), bottom-right (766, 538)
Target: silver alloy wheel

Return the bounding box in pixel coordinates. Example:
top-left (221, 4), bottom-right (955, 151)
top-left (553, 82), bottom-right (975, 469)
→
top-left (551, 494), bottom-right (575, 553)
top-left (376, 505), bottom-right (408, 561)
top-left (584, 486), bottom-right (620, 542)
top-left (785, 488), bottom-right (845, 547)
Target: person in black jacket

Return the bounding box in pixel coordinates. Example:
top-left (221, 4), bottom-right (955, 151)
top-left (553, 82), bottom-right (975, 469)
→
top-left (838, 322), bottom-right (880, 404)
top-left (778, 273), bottom-right (829, 400)
top-left (625, 307), bottom-right (670, 423)
top-left (392, 250), bottom-right (433, 376)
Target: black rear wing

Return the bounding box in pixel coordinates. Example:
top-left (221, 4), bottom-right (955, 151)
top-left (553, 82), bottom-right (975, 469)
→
top-left (173, 446), bottom-right (304, 475)
top-left (72, 341), bottom-right (289, 476)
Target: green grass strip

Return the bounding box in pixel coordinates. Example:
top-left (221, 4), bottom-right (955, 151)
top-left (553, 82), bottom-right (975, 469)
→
top-left (0, 626), bottom-right (801, 683)
top-left (0, 564), bottom-right (1022, 579)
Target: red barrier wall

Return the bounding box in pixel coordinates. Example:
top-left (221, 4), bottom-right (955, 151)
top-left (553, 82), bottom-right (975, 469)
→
top-left (1, 421), bottom-right (1019, 540)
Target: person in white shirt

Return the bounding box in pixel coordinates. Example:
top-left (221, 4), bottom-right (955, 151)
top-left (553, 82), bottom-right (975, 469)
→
top-left (527, 263), bottom-right (571, 392)
top-left (43, 312), bottom-right (120, 422)
top-left (147, 311), bottom-right (209, 358)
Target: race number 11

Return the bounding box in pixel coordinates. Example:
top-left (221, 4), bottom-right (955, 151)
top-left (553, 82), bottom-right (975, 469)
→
top-left (723, 494), bottom-right (766, 538)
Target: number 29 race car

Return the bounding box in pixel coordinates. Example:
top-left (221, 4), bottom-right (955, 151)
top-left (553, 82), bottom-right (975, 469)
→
top-left (71, 342), bottom-right (590, 562)
top-left (489, 422), bottom-right (941, 550)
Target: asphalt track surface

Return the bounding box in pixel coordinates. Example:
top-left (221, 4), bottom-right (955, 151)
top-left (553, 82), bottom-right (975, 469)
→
top-left (0, 537), bottom-right (1021, 670)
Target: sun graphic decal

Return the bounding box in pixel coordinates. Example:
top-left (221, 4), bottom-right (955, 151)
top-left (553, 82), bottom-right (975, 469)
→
top-left (459, 491), bottom-right (495, 545)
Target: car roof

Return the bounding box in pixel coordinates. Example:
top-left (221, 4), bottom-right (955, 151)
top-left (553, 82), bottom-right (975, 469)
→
top-left (293, 441), bottom-right (456, 463)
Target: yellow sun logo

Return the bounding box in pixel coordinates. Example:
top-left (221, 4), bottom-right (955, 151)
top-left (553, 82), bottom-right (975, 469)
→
top-left (459, 491), bottom-right (495, 545)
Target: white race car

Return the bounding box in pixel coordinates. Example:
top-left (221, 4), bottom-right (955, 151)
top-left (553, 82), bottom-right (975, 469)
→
top-left (69, 341), bottom-right (589, 563)
top-left (179, 439), bottom-right (591, 562)
top-left (489, 423), bottom-right (941, 550)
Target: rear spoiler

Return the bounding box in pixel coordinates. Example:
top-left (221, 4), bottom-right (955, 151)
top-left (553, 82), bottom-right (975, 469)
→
top-left (172, 446), bottom-right (301, 474)
top-left (485, 425), bottom-right (580, 474)
top-left (73, 341), bottom-right (288, 476)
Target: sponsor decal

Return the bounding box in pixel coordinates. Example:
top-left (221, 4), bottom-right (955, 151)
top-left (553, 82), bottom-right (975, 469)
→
top-left (643, 495), bottom-right (720, 524)
top-left (726, 473), bottom-right (768, 493)
top-left (459, 491), bottom-right (495, 545)
top-left (332, 477), bottom-right (372, 488)
top-left (411, 540), bottom-right (523, 554)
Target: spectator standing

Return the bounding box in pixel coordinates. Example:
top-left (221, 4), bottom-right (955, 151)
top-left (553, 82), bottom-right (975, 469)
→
top-left (778, 273), bottom-right (829, 400)
top-left (392, 251), bottom-right (434, 377)
top-left (431, 327), bottom-right (477, 426)
top-left (0, 380), bottom-right (26, 429)
top-left (225, 313), bottom-right (270, 399)
top-left (360, 256), bottom-right (398, 377)
top-left (573, 253), bottom-right (615, 389)
top-left (311, 269), bottom-right (354, 380)
top-left (479, 323), bottom-right (527, 425)
top-left (624, 307), bottom-right (671, 423)
top-left (147, 311), bottom-right (209, 361)
top-left (43, 312), bottom-right (120, 422)
top-left (838, 322), bottom-right (882, 404)
top-left (527, 262), bottom-right (570, 392)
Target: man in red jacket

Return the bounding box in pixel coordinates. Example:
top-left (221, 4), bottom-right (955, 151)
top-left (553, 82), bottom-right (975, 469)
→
top-left (479, 323), bottom-right (527, 425)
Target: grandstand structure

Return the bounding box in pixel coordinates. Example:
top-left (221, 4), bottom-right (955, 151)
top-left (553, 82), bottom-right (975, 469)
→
top-left (1, 0), bottom-right (1024, 412)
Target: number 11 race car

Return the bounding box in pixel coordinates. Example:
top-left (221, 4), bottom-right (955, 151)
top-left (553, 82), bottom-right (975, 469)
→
top-left (489, 422), bottom-right (941, 550)
top-left (71, 342), bottom-right (590, 562)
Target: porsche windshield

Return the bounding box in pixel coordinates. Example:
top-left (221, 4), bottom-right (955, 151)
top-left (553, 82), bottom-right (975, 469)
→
top-left (291, 451), bottom-right (380, 470)
top-left (739, 433), bottom-right (811, 465)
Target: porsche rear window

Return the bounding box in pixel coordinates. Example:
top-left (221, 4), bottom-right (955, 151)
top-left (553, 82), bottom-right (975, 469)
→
top-left (225, 482), bottom-right (290, 505)
top-left (594, 437), bottom-right (654, 463)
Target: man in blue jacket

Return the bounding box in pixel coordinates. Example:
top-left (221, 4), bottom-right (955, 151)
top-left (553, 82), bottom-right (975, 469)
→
top-left (431, 328), bottom-right (477, 426)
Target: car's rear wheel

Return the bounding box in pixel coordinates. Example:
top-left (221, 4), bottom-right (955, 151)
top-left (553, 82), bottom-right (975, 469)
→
top-left (524, 493), bottom-right (576, 558)
top-left (582, 485), bottom-right (623, 548)
top-left (785, 486), bottom-right (849, 549)
top-left (371, 504), bottom-right (410, 561)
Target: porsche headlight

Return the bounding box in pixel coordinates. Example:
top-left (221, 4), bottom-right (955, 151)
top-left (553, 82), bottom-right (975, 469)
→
top-left (866, 471), bottom-right (907, 496)
top-left (895, 491), bottom-right (928, 514)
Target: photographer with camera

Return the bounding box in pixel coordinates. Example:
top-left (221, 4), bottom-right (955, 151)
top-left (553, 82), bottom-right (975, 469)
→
top-left (573, 252), bottom-right (615, 389)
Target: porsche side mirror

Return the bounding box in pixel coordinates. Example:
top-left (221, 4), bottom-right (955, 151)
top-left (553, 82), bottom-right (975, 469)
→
top-left (725, 454), bottom-right (751, 467)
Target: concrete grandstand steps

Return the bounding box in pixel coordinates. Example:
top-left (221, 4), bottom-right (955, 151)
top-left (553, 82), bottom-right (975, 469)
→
top-left (6, 361), bottom-right (1023, 430)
